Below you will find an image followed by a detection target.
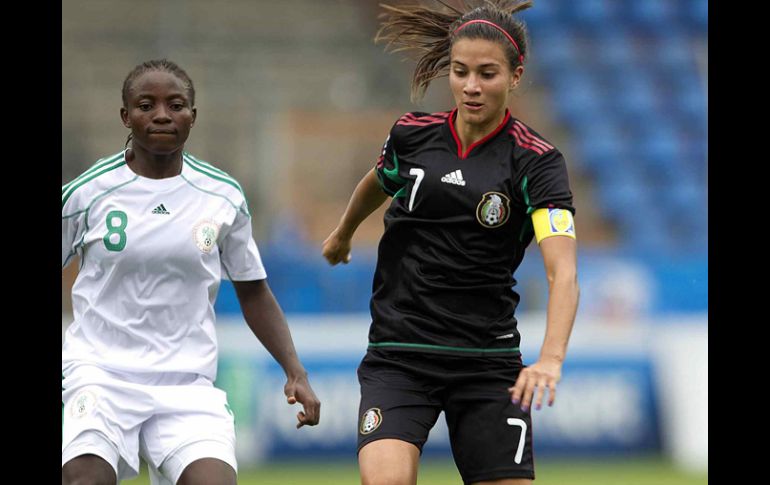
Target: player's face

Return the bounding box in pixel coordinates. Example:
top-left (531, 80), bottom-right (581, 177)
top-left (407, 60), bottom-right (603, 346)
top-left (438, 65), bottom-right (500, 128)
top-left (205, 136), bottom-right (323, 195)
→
top-left (449, 38), bottom-right (521, 129)
top-left (120, 71), bottom-right (196, 155)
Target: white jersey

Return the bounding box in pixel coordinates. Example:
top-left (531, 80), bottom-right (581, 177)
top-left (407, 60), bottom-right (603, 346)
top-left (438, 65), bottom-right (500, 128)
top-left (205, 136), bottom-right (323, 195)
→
top-left (62, 150), bottom-right (266, 380)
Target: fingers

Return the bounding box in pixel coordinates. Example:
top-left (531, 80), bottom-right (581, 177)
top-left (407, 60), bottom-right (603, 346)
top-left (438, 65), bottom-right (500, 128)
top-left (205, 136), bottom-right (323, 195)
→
top-left (547, 382), bottom-right (556, 407)
top-left (295, 401), bottom-right (320, 428)
top-left (321, 247), bottom-right (351, 266)
top-left (509, 367), bottom-right (559, 412)
top-left (286, 386), bottom-right (321, 428)
top-left (533, 380), bottom-right (547, 411)
top-left (296, 411), bottom-right (307, 429)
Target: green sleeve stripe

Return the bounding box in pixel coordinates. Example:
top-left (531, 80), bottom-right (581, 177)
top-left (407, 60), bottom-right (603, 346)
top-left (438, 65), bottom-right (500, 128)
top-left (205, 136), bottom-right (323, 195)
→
top-left (62, 152), bottom-right (125, 194)
top-left (368, 342), bottom-right (520, 353)
top-left (521, 175), bottom-right (535, 215)
top-left (376, 170), bottom-right (399, 197)
top-left (383, 152), bottom-right (406, 185)
top-left (62, 160), bottom-right (127, 209)
top-left (183, 154), bottom-right (245, 196)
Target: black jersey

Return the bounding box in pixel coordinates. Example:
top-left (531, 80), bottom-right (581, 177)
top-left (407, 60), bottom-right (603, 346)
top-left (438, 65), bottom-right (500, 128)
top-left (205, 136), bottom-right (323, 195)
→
top-left (369, 109), bottom-right (574, 357)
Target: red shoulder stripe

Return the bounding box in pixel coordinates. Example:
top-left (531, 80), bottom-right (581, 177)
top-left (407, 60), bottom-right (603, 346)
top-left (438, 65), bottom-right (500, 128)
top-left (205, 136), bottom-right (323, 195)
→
top-left (509, 127), bottom-right (546, 155)
top-left (512, 121), bottom-right (554, 150)
top-left (399, 113), bottom-right (449, 124)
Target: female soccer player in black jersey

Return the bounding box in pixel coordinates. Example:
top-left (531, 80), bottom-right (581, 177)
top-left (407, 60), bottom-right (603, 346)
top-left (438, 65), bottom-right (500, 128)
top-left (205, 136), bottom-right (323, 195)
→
top-left (323, 1), bottom-right (579, 484)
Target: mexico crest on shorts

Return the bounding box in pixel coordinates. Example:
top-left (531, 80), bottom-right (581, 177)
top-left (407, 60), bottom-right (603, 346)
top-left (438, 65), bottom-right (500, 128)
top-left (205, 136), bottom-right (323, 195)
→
top-left (193, 220), bottom-right (220, 253)
top-left (476, 192), bottom-right (511, 228)
top-left (360, 408), bottom-right (383, 435)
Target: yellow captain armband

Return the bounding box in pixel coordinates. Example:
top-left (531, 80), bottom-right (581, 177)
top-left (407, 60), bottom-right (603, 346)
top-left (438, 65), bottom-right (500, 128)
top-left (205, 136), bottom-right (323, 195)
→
top-left (531, 207), bottom-right (576, 244)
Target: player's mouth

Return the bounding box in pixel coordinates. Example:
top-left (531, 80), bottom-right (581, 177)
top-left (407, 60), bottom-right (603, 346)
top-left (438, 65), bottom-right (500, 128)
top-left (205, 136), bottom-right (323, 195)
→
top-left (463, 102), bottom-right (484, 111)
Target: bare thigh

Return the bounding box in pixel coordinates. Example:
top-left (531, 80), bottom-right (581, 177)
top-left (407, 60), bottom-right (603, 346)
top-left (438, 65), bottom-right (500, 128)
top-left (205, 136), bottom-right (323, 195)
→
top-left (359, 439), bottom-right (420, 485)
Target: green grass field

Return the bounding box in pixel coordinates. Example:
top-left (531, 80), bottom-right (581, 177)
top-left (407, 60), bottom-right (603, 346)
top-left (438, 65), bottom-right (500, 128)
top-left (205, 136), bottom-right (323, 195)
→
top-left (125, 456), bottom-right (707, 484)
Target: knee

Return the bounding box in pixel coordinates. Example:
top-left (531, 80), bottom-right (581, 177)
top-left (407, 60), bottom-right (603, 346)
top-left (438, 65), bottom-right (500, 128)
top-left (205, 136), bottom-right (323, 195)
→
top-left (177, 458), bottom-right (236, 485)
top-left (62, 456), bottom-right (116, 485)
top-left (361, 473), bottom-right (416, 485)
top-left (62, 465), bottom-right (115, 485)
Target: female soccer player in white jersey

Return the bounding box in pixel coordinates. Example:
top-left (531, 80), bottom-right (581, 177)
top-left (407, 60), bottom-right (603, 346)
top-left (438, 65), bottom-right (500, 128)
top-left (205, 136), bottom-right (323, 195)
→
top-left (62, 59), bottom-right (320, 485)
top-left (323, 1), bottom-right (579, 484)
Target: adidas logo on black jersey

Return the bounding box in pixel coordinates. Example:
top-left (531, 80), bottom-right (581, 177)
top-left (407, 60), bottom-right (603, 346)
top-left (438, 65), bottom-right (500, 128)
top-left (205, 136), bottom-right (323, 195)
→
top-left (151, 204), bottom-right (170, 215)
top-left (441, 170), bottom-right (466, 186)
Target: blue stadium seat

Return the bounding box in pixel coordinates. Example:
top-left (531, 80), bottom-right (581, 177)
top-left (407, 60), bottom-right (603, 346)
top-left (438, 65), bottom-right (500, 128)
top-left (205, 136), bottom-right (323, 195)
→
top-left (638, 126), bottom-right (682, 163)
top-left (658, 183), bottom-right (707, 250)
top-left (588, 29), bottom-right (638, 71)
top-left (532, 0), bottom-right (706, 254)
top-left (620, 0), bottom-right (676, 33)
top-left (683, 0), bottom-right (708, 33)
top-left (562, 0), bottom-right (616, 28)
top-left (517, 1), bottom-right (560, 31)
top-left (530, 26), bottom-right (584, 66)
top-left (550, 73), bottom-right (608, 126)
top-left (598, 180), bottom-right (651, 223)
top-left (654, 32), bottom-right (697, 72)
top-left (605, 74), bottom-right (660, 122)
top-left (570, 121), bottom-right (629, 175)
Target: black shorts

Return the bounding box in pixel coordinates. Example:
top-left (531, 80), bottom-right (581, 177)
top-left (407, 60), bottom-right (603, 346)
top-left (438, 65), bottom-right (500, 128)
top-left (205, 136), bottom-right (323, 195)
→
top-left (357, 348), bottom-right (534, 484)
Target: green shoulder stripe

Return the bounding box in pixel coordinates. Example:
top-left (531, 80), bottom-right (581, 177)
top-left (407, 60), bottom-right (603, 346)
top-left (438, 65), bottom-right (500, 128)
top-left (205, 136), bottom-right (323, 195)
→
top-left (185, 152), bottom-right (230, 177)
top-left (62, 159), bottom-right (127, 209)
top-left (183, 155), bottom-right (244, 196)
top-left (62, 152), bottom-right (124, 194)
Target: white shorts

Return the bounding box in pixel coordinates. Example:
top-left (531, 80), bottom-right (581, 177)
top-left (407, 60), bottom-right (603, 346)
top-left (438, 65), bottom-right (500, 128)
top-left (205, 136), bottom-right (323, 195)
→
top-left (61, 363), bottom-right (237, 483)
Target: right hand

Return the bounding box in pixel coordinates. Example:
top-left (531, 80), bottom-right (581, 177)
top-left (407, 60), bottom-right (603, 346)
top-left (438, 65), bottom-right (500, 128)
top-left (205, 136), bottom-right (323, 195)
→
top-left (322, 227), bottom-right (352, 265)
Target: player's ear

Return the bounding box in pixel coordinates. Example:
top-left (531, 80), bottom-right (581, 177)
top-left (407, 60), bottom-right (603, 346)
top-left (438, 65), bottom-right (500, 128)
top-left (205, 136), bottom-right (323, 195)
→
top-left (191, 107), bottom-right (197, 127)
top-left (510, 65), bottom-right (524, 91)
top-left (120, 107), bottom-right (130, 128)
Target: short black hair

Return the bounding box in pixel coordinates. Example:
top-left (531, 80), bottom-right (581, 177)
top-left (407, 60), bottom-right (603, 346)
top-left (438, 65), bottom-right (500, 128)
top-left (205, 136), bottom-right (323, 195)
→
top-left (122, 59), bottom-right (195, 107)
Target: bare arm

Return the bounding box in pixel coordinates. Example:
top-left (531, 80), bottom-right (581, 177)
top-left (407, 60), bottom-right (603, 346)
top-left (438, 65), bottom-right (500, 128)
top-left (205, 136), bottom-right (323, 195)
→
top-left (509, 235), bottom-right (579, 411)
top-left (322, 168), bottom-right (388, 265)
top-left (233, 279), bottom-right (320, 428)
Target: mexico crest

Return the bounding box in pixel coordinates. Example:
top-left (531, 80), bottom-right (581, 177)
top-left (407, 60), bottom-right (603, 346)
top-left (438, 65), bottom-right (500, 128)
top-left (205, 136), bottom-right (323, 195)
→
top-left (476, 192), bottom-right (511, 228)
top-left (360, 408), bottom-right (383, 435)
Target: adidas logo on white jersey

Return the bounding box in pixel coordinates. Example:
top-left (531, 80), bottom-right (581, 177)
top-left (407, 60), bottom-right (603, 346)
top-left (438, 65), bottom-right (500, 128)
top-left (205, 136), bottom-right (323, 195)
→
top-left (441, 170), bottom-right (466, 186)
top-left (151, 204), bottom-right (170, 215)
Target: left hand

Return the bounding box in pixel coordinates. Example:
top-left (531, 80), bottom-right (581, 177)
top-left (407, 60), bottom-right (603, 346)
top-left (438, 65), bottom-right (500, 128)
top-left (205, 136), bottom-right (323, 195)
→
top-left (284, 374), bottom-right (321, 429)
top-left (508, 358), bottom-right (563, 412)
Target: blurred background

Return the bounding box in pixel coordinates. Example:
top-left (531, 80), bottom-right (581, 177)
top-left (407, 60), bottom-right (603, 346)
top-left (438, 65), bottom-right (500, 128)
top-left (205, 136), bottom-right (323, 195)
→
top-left (62, 1), bottom-right (707, 483)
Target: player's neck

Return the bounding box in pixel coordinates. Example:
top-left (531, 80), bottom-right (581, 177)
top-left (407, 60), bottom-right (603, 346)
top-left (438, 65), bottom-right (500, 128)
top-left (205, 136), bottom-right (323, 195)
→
top-left (125, 147), bottom-right (184, 179)
top-left (454, 109), bottom-right (507, 152)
